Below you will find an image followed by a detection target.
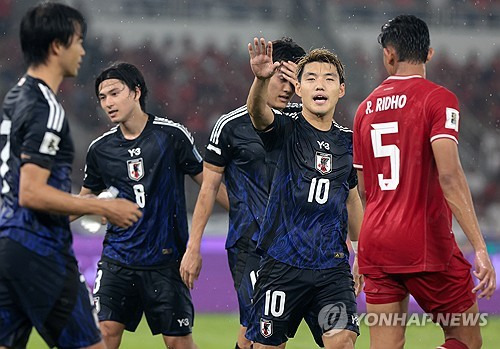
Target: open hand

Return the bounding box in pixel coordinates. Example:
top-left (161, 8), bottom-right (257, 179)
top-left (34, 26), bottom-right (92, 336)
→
top-left (248, 37), bottom-right (280, 80)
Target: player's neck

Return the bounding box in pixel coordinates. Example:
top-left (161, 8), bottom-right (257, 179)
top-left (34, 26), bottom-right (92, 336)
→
top-left (302, 108), bottom-right (334, 131)
top-left (392, 62), bottom-right (426, 78)
top-left (120, 111), bottom-right (149, 140)
top-left (27, 64), bottom-right (64, 95)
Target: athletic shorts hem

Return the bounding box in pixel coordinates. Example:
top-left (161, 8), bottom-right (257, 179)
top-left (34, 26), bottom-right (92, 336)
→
top-left (365, 294), bottom-right (408, 305)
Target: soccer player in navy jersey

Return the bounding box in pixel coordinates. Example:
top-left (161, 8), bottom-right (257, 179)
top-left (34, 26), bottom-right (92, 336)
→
top-left (77, 62), bottom-right (228, 349)
top-left (0, 3), bottom-right (141, 349)
top-left (244, 39), bottom-right (364, 348)
top-left (353, 15), bottom-right (496, 349)
top-left (180, 38), bottom-right (305, 349)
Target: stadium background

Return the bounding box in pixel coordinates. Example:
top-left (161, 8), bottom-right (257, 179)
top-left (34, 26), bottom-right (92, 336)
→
top-left (0, 0), bottom-right (499, 347)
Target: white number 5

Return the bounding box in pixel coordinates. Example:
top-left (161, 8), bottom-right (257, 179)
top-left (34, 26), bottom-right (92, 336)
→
top-left (370, 122), bottom-right (400, 191)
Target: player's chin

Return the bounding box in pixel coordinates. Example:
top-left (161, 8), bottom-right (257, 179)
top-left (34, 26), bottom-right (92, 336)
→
top-left (65, 69), bottom-right (79, 78)
top-left (275, 99), bottom-right (289, 109)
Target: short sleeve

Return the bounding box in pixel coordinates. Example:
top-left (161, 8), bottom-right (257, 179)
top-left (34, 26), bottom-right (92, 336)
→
top-left (352, 103), bottom-right (364, 170)
top-left (427, 87), bottom-right (460, 144)
top-left (21, 85), bottom-right (67, 169)
top-left (83, 145), bottom-right (106, 192)
top-left (204, 117), bottom-right (232, 167)
top-left (347, 166), bottom-right (358, 189)
top-left (257, 111), bottom-right (291, 151)
top-left (174, 128), bottom-right (203, 176)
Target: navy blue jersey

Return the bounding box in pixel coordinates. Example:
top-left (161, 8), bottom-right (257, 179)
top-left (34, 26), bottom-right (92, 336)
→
top-left (258, 111), bottom-right (357, 269)
top-left (0, 75), bottom-right (74, 257)
top-left (83, 114), bottom-right (202, 267)
top-left (204, 103), bottom-right (302, 249)
top-left (204, 105), bottom-right (269, 248)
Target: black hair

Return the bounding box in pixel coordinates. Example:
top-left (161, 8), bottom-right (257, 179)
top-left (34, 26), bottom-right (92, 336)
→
top-left (20, 2), bottom-right (86, 67)
top-left (296, 48), bottom-right (345, 85)
top-left (378, 14), bottom-right (430, 64)
top-left (272, 37), bottom-right (306, 64)
top-left (95, 62), bottom-right (149, 111)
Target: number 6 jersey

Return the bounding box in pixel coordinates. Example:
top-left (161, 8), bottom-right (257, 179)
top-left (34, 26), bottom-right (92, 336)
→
top-left (257, 111), bottom-right (357, 270)
top-left (83, 114), bottom-right (203, 267)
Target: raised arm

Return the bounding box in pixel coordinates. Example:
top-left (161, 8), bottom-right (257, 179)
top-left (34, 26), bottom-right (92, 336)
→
top-left (432, 138), bottom-right (496, 299)
top-left (181, 163), bottom-right (226, 289)
top-left (247, 37), bottom-right (280, 130)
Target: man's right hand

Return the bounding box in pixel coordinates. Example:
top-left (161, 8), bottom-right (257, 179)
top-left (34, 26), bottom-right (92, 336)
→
top-left (472, 249), bottom-right (496, 300)
top-left (248, 37), bottom-right (280, 80)
top-left (180, 247), bottom-right (202, 289)
top-left (103, 198), bottom-right (142, 228)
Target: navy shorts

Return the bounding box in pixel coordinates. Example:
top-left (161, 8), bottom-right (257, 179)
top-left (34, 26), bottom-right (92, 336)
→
top-left (227, 237), bottom-right (261, 327)
top-left (246, 256), bottom-right (359, 347)
top-left (0, 238), bottom-right (101, 349)
top-left (93, 260), bottom-right (194, 336)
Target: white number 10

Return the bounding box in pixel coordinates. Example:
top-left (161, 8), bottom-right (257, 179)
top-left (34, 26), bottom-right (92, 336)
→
top-left (370, 122), bottom-right (400, 191)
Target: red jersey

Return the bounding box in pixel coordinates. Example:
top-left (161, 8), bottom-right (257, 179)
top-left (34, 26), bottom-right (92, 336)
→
top-left (353, 75), bottom-right (461, 274)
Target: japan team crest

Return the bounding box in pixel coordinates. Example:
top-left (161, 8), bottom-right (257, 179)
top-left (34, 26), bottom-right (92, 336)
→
top-left (315, 151), bottom-right (332, 175)
top-left (260, 318), bottom-right (273, 338)
top-left (93, 296), bottom-right (100, 313)
top-left (127, 158), bottom-right (144, 181)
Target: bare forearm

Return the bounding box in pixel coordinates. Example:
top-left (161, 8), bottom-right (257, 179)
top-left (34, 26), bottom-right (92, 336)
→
top-left (188, 188), bottom-right (218, 250)
top-left (215, 183), bottom-right (229, 211)
top-left (19, 183), bottom-right (106, 217)
top-left (440, 171), bottom-right (486, 251)
top-left (247, 77), bottom-right (273, 130)
top-left (347, 187), bottom-right (363, 241)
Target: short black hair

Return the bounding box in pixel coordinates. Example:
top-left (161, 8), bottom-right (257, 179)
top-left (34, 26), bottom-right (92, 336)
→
top-left (95, 62), bottom-right (149, 111)
top-left (272, 37), bottom-right (306, 64)
top-left (378, 14), bottom-right (430, 64)
top-left (20, 2), bottom-right (86, 67)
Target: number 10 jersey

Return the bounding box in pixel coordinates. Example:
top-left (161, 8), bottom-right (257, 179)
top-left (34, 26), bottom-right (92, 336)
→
top-left (258, 111), bottom-right (357, 270)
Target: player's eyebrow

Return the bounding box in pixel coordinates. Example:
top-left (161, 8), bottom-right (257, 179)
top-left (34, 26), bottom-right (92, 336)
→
top-left (304, 71), bottom-right (338, 78)
top-left (99, 85), bottom-right (125, 97)
top-left (304, 72), bottom-right (317, 77)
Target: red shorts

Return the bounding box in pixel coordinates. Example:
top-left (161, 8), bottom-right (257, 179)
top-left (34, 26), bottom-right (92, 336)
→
top-left (363, 249), bottom-right (476, 320)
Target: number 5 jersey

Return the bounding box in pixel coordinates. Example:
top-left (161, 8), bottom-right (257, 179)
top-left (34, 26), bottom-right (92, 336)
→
top-left (353, 75), bottom-right (461, 274)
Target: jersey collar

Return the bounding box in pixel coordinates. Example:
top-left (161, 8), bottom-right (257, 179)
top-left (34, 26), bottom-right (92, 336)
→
top-left (386, 75), bottom-right (423, 81)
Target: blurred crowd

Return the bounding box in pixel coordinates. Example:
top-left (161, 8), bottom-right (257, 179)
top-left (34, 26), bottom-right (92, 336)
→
top-left (334, 0), bottom-right (500, 27)
top-left (0, 2), bottom-right (498, 244)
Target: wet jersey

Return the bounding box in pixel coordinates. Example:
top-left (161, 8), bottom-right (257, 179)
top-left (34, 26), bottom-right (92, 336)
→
top-left (0, 75), bottom-right (75, 258)
top-left (258, 111), bottom-right (357, 269)
top-left (204, 103), bottom-right (303, 249)
top-left (353, 75), bottom-right (462, 274)
top-left (83, 114), bottom-right (203, 267)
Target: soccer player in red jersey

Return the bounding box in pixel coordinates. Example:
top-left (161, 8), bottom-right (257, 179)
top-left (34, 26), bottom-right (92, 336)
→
top-left (353, 15), bottom-right (496, 349)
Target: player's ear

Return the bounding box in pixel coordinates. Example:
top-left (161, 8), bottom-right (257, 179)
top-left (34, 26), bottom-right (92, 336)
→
top-left (50, 39), bottom-right (64, 56)
top-left (426, 47), bottom-right (434, 63)
top-left (134, 86), bottom-right (141, 102)
top-left (295, 81), bottom-right (302, 98)
top-left (338, 82), bottom-right (345, 99)
top-left (383, 47), bottom-right (395, 67)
